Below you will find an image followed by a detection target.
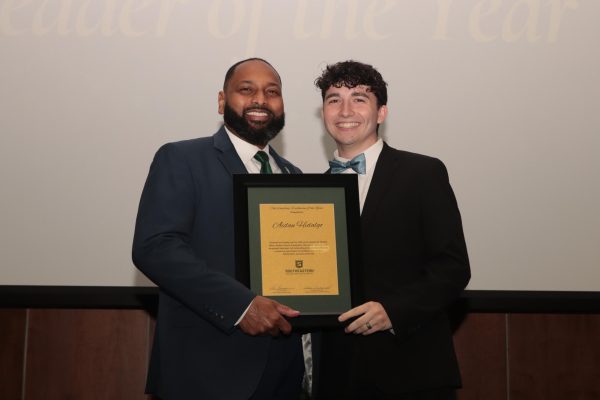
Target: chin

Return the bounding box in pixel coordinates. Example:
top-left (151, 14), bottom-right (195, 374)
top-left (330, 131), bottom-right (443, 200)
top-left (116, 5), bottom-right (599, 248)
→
top-left (333, 135), bottom-right (356, 145)
top-left (247, 122), bottom-right (269, 130)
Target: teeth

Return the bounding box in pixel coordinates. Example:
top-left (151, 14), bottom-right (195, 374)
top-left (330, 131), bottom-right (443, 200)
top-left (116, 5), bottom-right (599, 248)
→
top-left (337, 122), bottom-right (359, 128)
top-left (246, 111), bottom-right (268, 116)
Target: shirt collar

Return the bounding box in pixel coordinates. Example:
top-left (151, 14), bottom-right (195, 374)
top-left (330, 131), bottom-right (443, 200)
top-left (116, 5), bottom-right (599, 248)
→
top-left (333, 138), bottom-right (383, 174)
top-left (224, 125), bottom-right (271, 164)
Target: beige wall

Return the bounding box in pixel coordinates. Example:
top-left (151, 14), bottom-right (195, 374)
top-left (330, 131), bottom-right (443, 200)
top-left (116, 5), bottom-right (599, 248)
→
top-left (1, 0), bottom-right (599, 290)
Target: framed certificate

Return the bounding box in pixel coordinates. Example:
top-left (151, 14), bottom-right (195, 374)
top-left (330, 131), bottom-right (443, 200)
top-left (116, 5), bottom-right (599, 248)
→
top-left (233, 174), bottom-right (362, 328)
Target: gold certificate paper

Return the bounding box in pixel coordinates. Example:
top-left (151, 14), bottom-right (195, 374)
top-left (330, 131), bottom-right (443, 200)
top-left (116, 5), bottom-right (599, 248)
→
top-left (259, 204), bottom-right (339, 296)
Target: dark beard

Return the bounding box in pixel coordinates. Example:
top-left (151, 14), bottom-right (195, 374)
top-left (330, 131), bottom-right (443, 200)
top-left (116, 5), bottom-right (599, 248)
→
top-left (223, 103), bottom-right (285, 147)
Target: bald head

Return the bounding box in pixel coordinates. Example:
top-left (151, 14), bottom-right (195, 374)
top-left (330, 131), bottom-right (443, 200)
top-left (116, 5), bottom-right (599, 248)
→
top-left (223, 58), bottom-right (281, 91)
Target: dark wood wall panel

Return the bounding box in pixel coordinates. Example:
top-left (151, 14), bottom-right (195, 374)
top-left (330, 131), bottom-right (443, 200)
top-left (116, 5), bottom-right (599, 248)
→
top-left (454, 313), bottom-right (507, 400)
top-left (0, 309), bottom-right (26, 400)
top-left (508, 314), bottom-right (600, 400)
top-left (1, 309), bottom-right (599, 400)
top-left (148, 317), bottom-right (157, 400)
top-left (24, 309), bottom-right (150, 400)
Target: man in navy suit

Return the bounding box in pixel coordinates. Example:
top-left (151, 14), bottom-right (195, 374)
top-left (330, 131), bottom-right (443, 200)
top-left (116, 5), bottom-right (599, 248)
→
top-left (133, 58), bottom-right (304, 400)
top-left (313, 61), bottom-right (471, 399)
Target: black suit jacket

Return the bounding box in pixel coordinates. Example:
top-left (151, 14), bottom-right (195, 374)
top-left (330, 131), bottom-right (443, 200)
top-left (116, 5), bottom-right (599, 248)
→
top-left (315, 143), bottom-right (470, 397)
top-left (132, 127), bottom-right (302, 400)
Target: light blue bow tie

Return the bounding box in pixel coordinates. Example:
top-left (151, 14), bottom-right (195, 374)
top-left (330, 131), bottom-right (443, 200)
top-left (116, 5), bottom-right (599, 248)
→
top-left (329, 153), bottom-right (366, 175)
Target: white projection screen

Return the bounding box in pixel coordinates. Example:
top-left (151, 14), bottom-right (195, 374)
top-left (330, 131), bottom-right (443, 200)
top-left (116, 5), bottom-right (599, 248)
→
top-left (1, 0), bottom-right (598, 291)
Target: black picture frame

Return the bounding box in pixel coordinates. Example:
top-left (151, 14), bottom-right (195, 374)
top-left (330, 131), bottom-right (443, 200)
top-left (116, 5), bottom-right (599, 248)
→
top-left (233, 174), bottom-right (362, 329)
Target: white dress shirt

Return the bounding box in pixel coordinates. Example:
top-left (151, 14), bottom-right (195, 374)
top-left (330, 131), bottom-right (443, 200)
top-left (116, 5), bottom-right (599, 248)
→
top-left (225, 127), bottom-right (281, 174)
top-left (332, 138), bottom-right (384, 214)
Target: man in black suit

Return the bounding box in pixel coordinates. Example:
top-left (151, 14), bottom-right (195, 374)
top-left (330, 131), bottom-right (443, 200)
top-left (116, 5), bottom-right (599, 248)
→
top-left (313, 60), bottom-right (470, 400)
top-left (132, 58), bottom-right (304, 400)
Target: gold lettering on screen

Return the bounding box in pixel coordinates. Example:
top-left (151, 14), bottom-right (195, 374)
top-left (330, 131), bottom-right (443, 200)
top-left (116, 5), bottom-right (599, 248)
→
top-left (0, 0), bottom-right (580, 45)
top-left (259, 204), bottom-right (339, 296)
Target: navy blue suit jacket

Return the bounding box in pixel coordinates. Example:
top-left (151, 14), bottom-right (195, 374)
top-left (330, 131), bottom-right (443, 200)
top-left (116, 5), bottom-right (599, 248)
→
top-left (133, 127), bottom-right (302, 400)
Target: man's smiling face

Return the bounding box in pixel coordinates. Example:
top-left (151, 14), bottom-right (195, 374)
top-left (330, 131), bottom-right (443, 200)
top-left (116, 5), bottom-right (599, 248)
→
top-left (218, 59), bottom-right (285, 148)
top-left (322, 84), bottom-right (387, 158)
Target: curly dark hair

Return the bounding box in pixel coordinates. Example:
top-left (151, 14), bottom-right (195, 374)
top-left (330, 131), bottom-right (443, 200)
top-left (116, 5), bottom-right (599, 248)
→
top-left (315, 60), bottom-right (388, 107)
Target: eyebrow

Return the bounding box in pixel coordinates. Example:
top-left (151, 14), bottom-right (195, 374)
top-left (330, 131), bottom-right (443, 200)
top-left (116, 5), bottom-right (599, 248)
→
top-left (324, 90), bottom-right (370, 100)
top-left (238, 79), bottom-right (281, 87)
top-left (351, 91), bottom-right (369, 99)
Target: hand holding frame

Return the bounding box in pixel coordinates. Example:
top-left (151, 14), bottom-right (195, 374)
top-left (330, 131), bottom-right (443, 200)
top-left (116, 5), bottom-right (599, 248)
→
top-left (239, 295), bottom-right (300, 336)
top-left (339, 301), bottom-right (392, 335)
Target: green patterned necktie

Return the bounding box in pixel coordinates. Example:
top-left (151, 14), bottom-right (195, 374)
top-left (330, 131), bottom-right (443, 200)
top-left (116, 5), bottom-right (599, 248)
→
top-left (253, 150), bottom-right (273, 174)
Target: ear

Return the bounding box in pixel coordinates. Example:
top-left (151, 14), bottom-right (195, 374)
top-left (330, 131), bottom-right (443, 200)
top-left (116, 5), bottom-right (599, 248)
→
top-left (377, 105), bottom-right (388, 124)
top-left (218, 91), bottom-right (225, 115)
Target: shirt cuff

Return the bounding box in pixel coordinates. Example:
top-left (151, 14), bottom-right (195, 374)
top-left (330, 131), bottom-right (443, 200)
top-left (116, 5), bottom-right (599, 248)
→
top-left (234, 298), bottom-right (255, 326)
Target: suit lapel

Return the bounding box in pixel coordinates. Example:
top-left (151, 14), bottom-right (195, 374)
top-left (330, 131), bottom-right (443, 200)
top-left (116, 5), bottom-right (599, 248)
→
top-left (269, 147), bottom-right (293, 174)
top-left (213, 126), bottom-right (247, 175)
top-left (361, 143), bottom-right (400, 225)
top-left (214, 126), bottom-right (295, 175)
